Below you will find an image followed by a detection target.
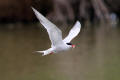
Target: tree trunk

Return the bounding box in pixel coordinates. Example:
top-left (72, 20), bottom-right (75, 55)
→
top-left (47, 0), bottom-right (74, 24)
top-left (0, 0), bottom-right (119, 24)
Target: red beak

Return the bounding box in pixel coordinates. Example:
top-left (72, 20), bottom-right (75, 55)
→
top-left (72, 45), bottom-right (75, 48)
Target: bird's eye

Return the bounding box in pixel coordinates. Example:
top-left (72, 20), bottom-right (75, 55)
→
top-left (66, 43), bottom-right (72, 45)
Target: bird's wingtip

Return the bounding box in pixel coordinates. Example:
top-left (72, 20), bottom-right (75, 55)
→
top-left (31, 6), bottom-right (34, 9)
top-left (31, 7), bottom-right (35, 11)
top-left (75, 20), bottom-right (81, 27)
top-left (76, 20), bottom-right (80, 24)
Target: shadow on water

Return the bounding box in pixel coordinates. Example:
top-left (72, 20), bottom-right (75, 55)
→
top-left (0, 23), bottom-right (120, 80)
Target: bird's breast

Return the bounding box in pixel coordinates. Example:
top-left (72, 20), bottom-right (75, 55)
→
top-left (53, 45), bottom-right (70, 53)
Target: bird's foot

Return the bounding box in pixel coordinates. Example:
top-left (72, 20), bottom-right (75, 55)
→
top-left (49, 52), bottom-right (54, 55)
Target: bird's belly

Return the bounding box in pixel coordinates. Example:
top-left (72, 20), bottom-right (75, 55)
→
top-left (53, 46), bottom-right (70, 53)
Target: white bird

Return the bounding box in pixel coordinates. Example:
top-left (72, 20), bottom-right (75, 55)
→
top-left (32, 7), bottom-right (81, 56)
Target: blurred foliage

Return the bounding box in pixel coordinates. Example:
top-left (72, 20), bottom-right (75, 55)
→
top-left (0, 0), bottom-right (119, 25)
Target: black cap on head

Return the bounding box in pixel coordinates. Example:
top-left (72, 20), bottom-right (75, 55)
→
top-left (66, 43), bottom-right (72, 45)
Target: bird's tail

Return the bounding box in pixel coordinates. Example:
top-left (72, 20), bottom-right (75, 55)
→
top-left (34, 48), bottom-right (53, 56)
top-left (34, 51), bottom-right (45, 56)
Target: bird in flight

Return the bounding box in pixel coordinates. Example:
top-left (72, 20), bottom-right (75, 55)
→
top-left (32, 7), bottom-right (81, 56)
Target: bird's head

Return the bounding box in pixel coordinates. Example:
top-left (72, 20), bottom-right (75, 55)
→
top-left (66, 43), bottom-right (75, 48)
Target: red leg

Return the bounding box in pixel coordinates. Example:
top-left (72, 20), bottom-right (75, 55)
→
top-left (49, 52), bottom-right (54, 55)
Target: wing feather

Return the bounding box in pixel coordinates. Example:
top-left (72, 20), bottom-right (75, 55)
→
top-left (32, 7), bottom-right (63, 46)
top-left (63, 21), bottom-right (81, 43)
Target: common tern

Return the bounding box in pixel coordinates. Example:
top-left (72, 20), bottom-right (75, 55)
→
top-left (32, 7), bottom-right (81, 56)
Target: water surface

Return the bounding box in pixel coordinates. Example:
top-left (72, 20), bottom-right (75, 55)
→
top-left (0, 23), bottom-right (120, 80)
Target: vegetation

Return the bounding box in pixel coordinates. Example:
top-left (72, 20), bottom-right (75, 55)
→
top-left (0, 0), bottom-right (119, 25)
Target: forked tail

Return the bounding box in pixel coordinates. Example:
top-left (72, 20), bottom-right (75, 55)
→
top-left (34, 48), bottom-right (53, 56)
top-left (35, 51), bottom-right (45, 56)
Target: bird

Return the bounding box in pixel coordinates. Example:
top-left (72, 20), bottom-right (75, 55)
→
top-left (32, 7), bottom-right (81, 56)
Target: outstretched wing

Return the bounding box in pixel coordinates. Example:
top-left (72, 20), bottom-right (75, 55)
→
top-left (63, 21), bottom-right (81, 43)
top-left (32, 7), bottom-right (63, 46)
